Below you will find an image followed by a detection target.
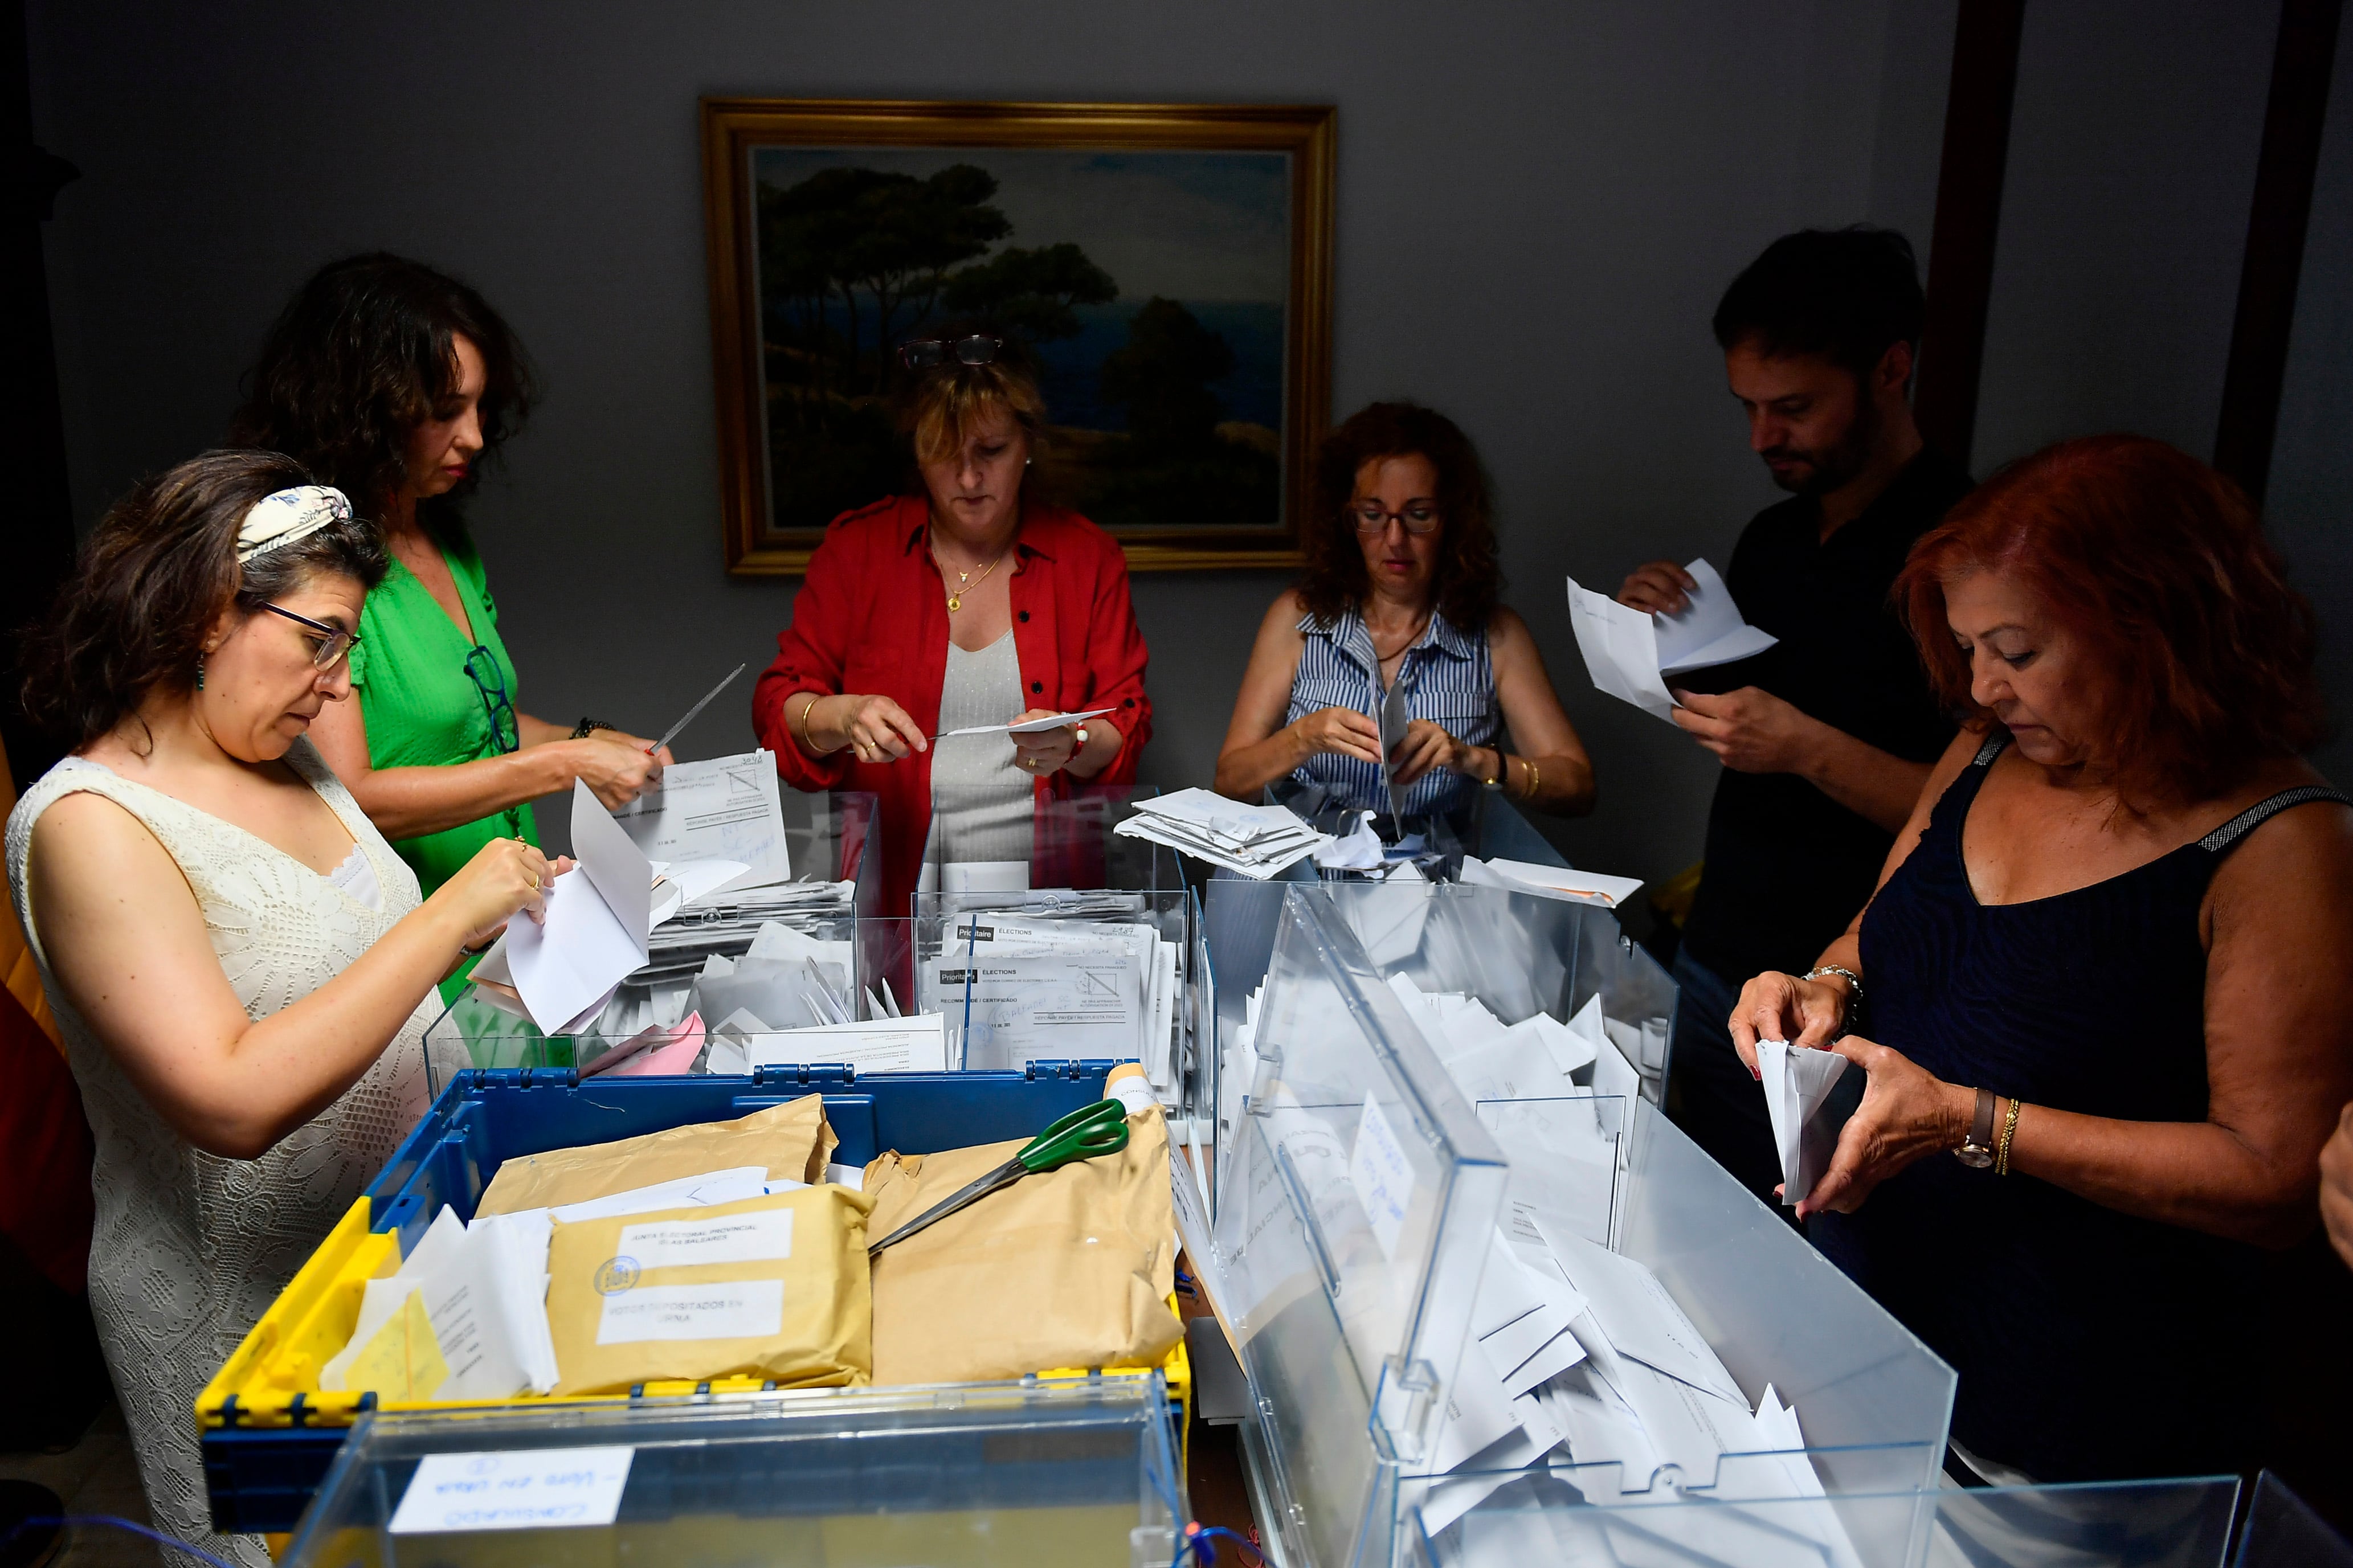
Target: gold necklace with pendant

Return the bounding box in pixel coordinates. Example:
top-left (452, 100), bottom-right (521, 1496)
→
top-left (939, 543), bottom-right (1007, 613)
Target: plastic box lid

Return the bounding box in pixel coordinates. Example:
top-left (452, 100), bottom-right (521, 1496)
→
top-left (281, 1375), bottom-right (1183, 1568)
top-left (1200, 887), bottom-right (1509, 1568)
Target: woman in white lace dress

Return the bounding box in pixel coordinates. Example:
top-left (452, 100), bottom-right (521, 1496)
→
top-left (7, 453), bottom-right (562, 1566)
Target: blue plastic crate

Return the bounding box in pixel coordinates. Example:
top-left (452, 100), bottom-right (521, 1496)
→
top-left (202, 1060), bottom-right (1134, 1534)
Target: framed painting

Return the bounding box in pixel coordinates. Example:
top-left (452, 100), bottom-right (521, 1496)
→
top-left (701, 98), bottom-right (1334, 575)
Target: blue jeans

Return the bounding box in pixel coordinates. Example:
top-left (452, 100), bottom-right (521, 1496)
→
top-left (1666, 948), bottom-right (1788, 1210)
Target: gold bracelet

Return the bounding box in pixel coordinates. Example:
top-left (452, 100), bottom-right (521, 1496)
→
top-left (1526, 757), bottom-right (1539, 799)
top-left (795, 692), bottom-right (823, 754)
top-left (1996, 1096), bottom-right (2024, 1175)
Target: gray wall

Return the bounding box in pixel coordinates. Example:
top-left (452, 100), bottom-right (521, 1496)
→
top-left (2269, 9), bottom-right (2353, 787)
top-left (30, 0), bottom-right (2339, 885)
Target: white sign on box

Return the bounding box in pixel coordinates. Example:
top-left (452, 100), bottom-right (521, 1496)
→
top-left (389, 1446), bottom-right (635, 1535)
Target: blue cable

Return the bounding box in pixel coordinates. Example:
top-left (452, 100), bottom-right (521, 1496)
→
top-left (7, 1514), bottom-right (245, 1568)
top-left (1175, 1522), bottom-right (1264, 1567)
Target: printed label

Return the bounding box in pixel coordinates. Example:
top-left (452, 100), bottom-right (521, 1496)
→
top-left (1350, 1094), bottom-right (1415, 1261)
top-left (595, 1280), bottom-right (785, 1345)
top-left (390, 1446), bottom-right (635, 1535)
top-left (615, 1209), bottom-right (794, 1270)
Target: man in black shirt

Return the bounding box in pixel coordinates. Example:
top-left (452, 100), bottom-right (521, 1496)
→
top-left (1619, 227), bottom-right (1971, 1207)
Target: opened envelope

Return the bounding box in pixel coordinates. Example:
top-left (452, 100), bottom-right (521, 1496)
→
top-left (473, 779), bottom-right (745, 1031)
top-left (1564, 558), bottom-right (1776, 723)
top-left (1757, 1039), bottom-right (1851, 1205)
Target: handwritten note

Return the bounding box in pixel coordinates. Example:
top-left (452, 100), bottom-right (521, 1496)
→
top-left (1350, 1094), bottom-right (1415, 1260)
top-left (389, 1446), bottom-right (634, 1535)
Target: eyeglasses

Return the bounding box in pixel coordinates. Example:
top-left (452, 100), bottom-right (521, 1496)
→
top-left (259, 603), bottom-right (361, 671)
top-left (898, 335), bottom-right (1003, 370)
top-left (1350, 502), bottom-right (1442, 537)
top-left (464, 644), bottom-right (521, 755)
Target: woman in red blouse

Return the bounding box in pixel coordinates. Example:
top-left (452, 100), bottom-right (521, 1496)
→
top-left (751, 330), bottom-right (1151, 918)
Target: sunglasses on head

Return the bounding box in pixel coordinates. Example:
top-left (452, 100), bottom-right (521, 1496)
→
top-left (898, 335), bottom-right (1004, 371)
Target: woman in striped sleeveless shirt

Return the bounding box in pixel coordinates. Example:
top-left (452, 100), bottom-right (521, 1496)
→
top-left (1215, 402), bottom-right (1594, 821)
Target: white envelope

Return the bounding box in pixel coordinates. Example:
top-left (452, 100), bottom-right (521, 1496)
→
top-left (1535, 1220), bottom-right (1746, 1407)
top-left (1757, 1039), bottom-right (1852, 1205)
top-left (936, 706), bottom-right (1114, 739)
top-left (1377, 678), bottom-right (1411, 821)
top-left (475, 780), bottom-right (653, 1033)
top-left (1463, 858), bottom-right (1646, 911)
top-left (1564, 558), bottom-right (1777, 722)
top-left (612, 750), bottom-right (790, 894)
top-left (1654, 559), bottom-right (1778, 675)
top-left (1566, 577), bottom-right (1678, 721)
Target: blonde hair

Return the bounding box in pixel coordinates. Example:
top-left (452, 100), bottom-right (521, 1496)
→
top-left (902, 358), bottom-right (1049, 468)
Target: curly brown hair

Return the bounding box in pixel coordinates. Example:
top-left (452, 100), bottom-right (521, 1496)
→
top-left (228, 253), bottom-right (534, 539)
top-left (1293, 402), bottom-right (1500, 632)
top-left (19, 451), bottom-right (389, 751)
top-left (1897, 434), bottom-right (2323, 812)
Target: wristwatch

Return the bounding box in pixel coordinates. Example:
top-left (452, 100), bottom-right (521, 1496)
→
top-left (571, 718), bottom-right (618, 739)
top-left (1954, 1086), bottom-right (1997, 1169)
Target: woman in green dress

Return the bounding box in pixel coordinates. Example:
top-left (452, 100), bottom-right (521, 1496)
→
top-left (230, 253), bottom-right (671, 899)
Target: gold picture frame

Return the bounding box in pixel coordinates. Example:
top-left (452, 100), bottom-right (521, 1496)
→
top-left (701, 97), bottom-right (1335, 575)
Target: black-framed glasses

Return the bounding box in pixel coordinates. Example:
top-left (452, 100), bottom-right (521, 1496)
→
top-left (1349, 502), bottom-right (1441, 537)
top-left (898, 335), bottom-right (1003, 371)
top-left (259, 603), bottom-right (361, 671)
top-left (464, 644), bottom-right (521, 755)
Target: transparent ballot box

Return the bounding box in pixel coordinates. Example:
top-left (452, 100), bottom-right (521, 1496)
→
top-left (1200, 880), bottom-right (1677, 1223)
top-left (281, 1376), bottom-right (1184, 1568)
top-left (424, 790), bottom-right (880, 1092)
top-left (1416, 1471), bottom-right (2243, 1568)
top-left (906, 887), bottom-right (1207, 1113)
top-left (1186, 886), bottom-right (1959, 1568)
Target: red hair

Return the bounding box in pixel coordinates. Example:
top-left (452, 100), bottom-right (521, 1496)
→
top-left (1896, 435), bottom-right (2322, 809)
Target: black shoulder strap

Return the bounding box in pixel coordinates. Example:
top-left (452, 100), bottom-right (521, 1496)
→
top-left (2198, 787), bottom-right (2353, 854)
top-left (1970, 730), bottom-right (2011, 767)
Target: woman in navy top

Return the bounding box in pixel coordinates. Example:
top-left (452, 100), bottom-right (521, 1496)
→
top-left (1727, 436), bottom-right (2353, 1484)
top-left (1215, 403), bottom-right (1595, 821)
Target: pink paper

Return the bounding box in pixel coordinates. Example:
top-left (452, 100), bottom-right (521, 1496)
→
top-left (594, 1013), bottom-right (706, 1078)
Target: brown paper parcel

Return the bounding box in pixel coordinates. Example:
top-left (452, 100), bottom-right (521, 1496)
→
top-left (545, 1184), bottom-right (873, 1395)
top-left (476, 1094), bottom-right (836, 1216)
top-left (864, 1106), bottom-right (1180, 1385)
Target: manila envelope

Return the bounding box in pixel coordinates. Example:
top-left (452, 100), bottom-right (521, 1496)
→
top-left (545, 1184), bottom-right (873, 1395)
top-left (864, 1106), bottom-right (1181, 1386)
top-left (477, 1094), bottom-right (836, 1216)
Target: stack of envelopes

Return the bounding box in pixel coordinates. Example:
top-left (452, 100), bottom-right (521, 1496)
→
top-left (1113, 788), bottom-right (1329, 878)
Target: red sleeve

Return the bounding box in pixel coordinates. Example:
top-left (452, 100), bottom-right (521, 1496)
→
top-left (1081, 533), bottom-right (1152, 787)
top-left (751, 519), bottom-right (863, 792)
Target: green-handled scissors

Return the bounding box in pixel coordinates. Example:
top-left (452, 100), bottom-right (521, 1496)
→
top-left (867, 1099), bottom-right (1130, 1255)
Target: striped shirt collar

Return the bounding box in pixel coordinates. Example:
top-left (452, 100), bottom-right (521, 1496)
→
top-left (1298, 605), bottom-right (1479, 672)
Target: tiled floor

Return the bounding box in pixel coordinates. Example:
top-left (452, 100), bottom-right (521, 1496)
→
top-left (0, 1399), bottom-right (160, 1568)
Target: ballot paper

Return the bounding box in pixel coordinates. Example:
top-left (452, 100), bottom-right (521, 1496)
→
top-left (320, 1206), bottom-right (557, 1400)
top-left (738, 1014), bottom-right (950, 1074)
top-left (1114, 788), bottom-right (1329, 878)
top-left (476, 781), bottom-right (748, 1033)
top-left (1314, 809), bottom-right (1385, 870)
top-left (921, 913), bottom-right (1160, 1068)
top-left (1377, 678), bottom-right (1411, 824)
top-left (1757, 1039), bottom-right (1851, 1205)
top-left (1565, 558), bottom-right (1776, 723)
top-left (612, 750), bottom-right (791, 894)
top-left (1461, 857), bottom-right (1647, 911)
top-left (934, 706), bottom-right (1114, 739)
